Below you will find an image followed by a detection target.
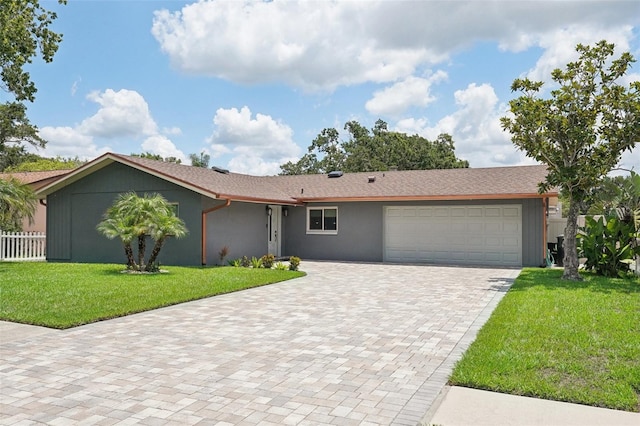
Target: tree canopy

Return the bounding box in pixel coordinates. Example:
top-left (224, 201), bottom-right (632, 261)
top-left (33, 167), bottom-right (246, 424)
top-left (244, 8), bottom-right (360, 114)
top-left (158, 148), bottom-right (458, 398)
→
top-left (4, 156), bottom-right (83, 172)
top-left (501, 40), bottom-right (640, 280)
top-left (280, 119), bottom-right (468, 175)
top-left (1, 1), bottom-right (66, 169)
top-left (131, 152), bottom-right (182, 164)
top-left (189, 152), bottom-right (210, 168)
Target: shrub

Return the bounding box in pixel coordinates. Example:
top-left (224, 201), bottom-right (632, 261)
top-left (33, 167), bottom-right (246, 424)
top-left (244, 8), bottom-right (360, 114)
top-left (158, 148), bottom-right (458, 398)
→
top-left (250, 256), bottom-right (263, 268)
top-left (228, 258), bottom-right (241, 267)
top-left (240, 256), bottom-right (251, 268)
top-left (274, 262), bottom-right (287, 270)
top-left (578, 215), bottom-right (637, 277)
top-left (289, 256), bottom-right (301, 271)
top-left (261, 253), bottom-right (275, 269)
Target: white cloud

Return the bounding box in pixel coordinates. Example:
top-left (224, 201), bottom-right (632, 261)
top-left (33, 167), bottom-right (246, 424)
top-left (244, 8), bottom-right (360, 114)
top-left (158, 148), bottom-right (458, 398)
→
top-left (141, 135), bottom-right (187, 163)
top-left (208, 106), bottom-right (301, 175)
top-left (394, 83), bottom-right (532, 168)
top-left (79, 89), bottom-right (158, 138)
top-left (365, 71), bottom-right (447, 117)
top-left (36, 88), bottom-right (185, 163)
top-left (151, 0), bottom-right (638, 90)
top-left (37, 126), bottom-right (109, 159)
top-left (522, 26), bottom-right (635, 83)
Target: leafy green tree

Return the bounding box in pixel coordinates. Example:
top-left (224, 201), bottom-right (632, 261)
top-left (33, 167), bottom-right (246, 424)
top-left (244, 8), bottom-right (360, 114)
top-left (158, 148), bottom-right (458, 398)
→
top-left (189, 151), bottom-right (210, 168)
top-left (5, 156), bottom-right (83, 172)
top-left (1, 0), bottom-right (66, 102)
top-left (130, 152), bottom-right (182, 164)
top-left (0, 145), bottom-right (39, 171)
top-left (501, 40), bottom-right (640, 281)
top-left (0, 177), bottom-right (36, 232)
top-left (96, 192), bottom-right (188, 272)
top-left (280, 119), bottom-right (468, 175)
top-left (1, 1), bottom-right (66, 160)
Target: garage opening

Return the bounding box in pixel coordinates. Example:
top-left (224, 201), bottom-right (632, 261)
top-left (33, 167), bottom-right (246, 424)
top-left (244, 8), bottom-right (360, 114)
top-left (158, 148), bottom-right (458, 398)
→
top-left (384, 205), bottom-right (522, 267)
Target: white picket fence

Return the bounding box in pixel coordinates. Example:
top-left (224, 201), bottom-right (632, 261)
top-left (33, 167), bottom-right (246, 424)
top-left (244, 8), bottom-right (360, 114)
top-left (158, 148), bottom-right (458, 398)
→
top-left (0, 231), bottom-right (46, 261)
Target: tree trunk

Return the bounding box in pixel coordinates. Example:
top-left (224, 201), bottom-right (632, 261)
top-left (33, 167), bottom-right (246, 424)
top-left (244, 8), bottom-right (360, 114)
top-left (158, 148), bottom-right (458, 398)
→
top-left (145, 238), bottom-right (165, 272)
top-left (124, 243), bottom-right (136, 269)
top-left (137, 235), bottom-right (146, 271)
top-left (562, 199), bottom-right (582, 281)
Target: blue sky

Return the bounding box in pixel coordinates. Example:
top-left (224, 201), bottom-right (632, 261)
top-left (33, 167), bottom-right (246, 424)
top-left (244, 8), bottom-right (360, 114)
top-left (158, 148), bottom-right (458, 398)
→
top-left (19, 0), bottom-right (640, 175)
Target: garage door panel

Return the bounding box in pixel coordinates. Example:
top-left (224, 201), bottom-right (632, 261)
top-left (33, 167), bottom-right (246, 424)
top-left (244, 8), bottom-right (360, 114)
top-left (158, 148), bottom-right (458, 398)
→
top-left (384, 205), bottom-right (522, 267)
top-left (503, 223), bottom-right (520, 233)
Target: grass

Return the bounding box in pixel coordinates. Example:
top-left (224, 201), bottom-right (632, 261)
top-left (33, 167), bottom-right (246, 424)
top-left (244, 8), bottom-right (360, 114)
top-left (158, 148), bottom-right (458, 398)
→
top-left (0, 262), bottom-right (305, 329)
top-left (450, 268), bottom-right (640, 412)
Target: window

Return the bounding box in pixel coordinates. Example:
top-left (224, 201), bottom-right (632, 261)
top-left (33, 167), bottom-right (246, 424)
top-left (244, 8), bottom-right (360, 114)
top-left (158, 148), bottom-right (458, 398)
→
top-left (307, 207), bottom-right (338, 234)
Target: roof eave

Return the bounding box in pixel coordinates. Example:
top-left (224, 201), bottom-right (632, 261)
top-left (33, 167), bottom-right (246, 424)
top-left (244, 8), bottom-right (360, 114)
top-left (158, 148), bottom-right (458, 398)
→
top-left (35, 153), bottom-right (222, 200)
top-left (296, 192), bottom-right (558, 203)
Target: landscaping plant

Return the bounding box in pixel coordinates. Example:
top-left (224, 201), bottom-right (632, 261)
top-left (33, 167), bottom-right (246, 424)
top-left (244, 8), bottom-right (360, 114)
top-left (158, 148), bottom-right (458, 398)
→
top-left (579, 215), bottom-right (637, 277)
top-left (261, 253), bottom-right (275, 269)
top-left (96, 192), bottom-right (188, 272)
top-left (288, 256), bottom-right (301, 271)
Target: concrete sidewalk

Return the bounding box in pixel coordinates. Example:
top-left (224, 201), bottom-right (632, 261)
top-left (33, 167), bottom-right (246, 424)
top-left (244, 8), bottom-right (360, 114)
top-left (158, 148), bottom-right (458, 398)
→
top-left (422, 386), bottom-right (640, 426)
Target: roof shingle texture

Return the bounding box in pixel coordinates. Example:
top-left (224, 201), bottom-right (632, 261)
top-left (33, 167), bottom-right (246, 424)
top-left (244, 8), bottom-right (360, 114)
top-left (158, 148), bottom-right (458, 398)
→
top-left (118, 154), bottom-right (551, 203)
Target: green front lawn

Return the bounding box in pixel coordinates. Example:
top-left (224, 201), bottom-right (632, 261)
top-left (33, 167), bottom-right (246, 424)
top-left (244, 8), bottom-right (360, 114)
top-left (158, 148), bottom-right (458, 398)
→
top-left (0, 262), bottom-right (305, 329)
top-left (450, 268), bottom-right (640, 412)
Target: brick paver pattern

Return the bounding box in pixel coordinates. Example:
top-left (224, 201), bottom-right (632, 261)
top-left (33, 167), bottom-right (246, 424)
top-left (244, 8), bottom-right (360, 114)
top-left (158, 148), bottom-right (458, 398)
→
top-left (1, 262), bottom-right (518, 425)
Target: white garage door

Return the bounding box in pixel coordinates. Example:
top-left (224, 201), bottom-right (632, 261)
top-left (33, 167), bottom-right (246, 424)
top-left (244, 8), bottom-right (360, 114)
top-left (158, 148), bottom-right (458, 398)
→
top-left (384, 205), bottom-right (522, 266)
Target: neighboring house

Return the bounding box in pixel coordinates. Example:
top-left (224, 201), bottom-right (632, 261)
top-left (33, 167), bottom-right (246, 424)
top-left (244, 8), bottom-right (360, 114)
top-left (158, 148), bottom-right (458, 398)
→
top-left (35, 153), bottom-right (558, 267)
top-left (0, 170), bottom-right (72, 232)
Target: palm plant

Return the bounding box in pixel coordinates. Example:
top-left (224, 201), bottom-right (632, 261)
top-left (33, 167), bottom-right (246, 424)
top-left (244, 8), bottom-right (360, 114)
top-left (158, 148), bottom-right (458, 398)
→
top-left (96, 192), bottom-right (188, 271)
top-left (0, 177), bottom-right (36, 232)
top-left (145, 212), bottom-right (188, 271)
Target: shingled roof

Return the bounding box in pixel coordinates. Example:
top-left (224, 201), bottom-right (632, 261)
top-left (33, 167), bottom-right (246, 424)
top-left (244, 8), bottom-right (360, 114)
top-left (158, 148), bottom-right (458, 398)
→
top-left (0, 169), bottom-right (73, 190)
top-left (35, 152), bottom-right (556, 203)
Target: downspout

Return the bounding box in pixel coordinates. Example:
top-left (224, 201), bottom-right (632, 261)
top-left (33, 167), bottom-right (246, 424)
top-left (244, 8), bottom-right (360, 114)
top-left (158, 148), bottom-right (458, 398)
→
top-left (201, 199), bottom-right (231, 265)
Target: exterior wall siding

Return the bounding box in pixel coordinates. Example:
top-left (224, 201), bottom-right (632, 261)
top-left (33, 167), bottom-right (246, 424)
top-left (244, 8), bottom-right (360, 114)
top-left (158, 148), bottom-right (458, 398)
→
top-left (204, 200), bottom-right (269, 265)
top-left (46, 163), bottom-right (203, 266)
top-left (46, 191), bottom-right (71, 261)
top-left (283, 199), bottom-right (545, 267)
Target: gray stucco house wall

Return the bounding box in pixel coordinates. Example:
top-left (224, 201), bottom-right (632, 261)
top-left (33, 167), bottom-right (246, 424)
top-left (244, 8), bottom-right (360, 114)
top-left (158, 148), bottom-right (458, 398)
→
top-left (46, 163), bottom-right (204, 266)
top-left (283, 198), bottom-right (545, 267)
top-left (203, 199), bottom-right (270, 265)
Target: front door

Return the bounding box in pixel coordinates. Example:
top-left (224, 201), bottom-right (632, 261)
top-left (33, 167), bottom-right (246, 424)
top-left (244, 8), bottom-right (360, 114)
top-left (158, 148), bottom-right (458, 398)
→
top-left (267, 205), bottom-right (281, 256)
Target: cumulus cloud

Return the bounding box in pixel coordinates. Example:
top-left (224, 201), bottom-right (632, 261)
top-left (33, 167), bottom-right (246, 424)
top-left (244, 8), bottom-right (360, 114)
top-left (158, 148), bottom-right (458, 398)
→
top-left (79, 89), bottom-right (158, 138)
top-left (208, 106), bottom-right (301, 175)
top-left (151, 0), bottom-right (638, 90)
top-left (521, 26), bottom-right (635, 83)
top-left (141, 135), bottom-right (187, 163)
top-left (36, 88), bottom-right (185, 162)
top-left (365, 71), bottom-right (447, 117)
top-left (37, 126), bottom-right (109, 159)
top-left (394, 83), bottom-right (533, 168)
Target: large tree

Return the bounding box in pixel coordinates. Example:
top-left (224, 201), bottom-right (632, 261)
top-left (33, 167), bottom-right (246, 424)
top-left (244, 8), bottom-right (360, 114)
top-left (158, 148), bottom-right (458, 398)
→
top-left (280, 119), bottom-right (468, 175)
top-left (501, 40), bottom-right (640, 280)
top-left (1, 1), bottom-right (66, 166)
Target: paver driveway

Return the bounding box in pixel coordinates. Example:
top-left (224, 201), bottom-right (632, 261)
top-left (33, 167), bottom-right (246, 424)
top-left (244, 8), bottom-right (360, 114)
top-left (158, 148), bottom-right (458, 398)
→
top-left (1, 261), bottom-right (519, 425)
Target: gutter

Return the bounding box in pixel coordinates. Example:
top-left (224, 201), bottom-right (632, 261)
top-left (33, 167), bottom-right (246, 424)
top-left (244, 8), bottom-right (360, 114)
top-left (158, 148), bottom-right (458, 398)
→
top-left (201, 199), bottom-right (231, 265)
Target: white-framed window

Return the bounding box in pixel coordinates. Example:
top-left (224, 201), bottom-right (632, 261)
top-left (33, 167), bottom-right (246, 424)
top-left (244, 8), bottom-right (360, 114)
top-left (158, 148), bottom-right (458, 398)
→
top-left (306, 206), bottom-right (338, 235)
